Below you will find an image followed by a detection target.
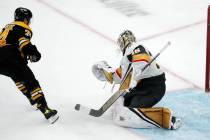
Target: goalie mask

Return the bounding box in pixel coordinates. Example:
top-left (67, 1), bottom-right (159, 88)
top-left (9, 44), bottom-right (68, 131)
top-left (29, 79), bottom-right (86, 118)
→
top-left (117, 30), bottom-right (136, 53)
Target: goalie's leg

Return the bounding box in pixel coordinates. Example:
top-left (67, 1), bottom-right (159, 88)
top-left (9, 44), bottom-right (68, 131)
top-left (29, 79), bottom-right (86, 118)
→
top-left (112, 96), bottom-right (159, 128)
top-left (131, 107), bottom-right (182, 130)
top-left (112, 97), bottom-right (181, 129)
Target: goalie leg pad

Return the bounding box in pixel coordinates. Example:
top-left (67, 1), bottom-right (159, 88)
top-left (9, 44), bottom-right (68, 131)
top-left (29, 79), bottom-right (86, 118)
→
top-left (138, 107), bottom-right (172, 129)
top-left (112, 97), bottom-right (160, 128)
top-left (112, 98), bottom-right (173, 129)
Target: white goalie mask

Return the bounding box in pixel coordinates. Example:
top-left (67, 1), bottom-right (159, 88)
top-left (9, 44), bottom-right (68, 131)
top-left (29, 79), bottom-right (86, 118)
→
top-left (117, 30), bottom-right (136, 53)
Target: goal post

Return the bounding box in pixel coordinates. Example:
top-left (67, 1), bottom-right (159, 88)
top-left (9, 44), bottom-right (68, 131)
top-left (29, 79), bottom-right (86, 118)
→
top-left (206, 5), bottom-right (210, 92)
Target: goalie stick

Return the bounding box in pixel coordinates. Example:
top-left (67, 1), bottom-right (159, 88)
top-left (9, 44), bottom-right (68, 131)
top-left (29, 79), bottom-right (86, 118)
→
top-left (75, 41), bottom-right (171, 117)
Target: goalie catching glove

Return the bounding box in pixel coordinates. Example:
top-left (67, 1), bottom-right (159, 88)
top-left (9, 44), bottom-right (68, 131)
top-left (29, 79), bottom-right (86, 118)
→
top-left (92, 61), bottom-right (114, 83)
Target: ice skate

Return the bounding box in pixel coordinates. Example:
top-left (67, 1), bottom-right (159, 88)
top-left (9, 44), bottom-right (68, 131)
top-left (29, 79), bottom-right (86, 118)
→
top-left (171, 116), bottom-right (182, 130)
top-left (43, 107), bottom-right (59, 124)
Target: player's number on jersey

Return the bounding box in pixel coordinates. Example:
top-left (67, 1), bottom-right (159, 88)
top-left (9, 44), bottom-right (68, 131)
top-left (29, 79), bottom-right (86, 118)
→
top-left (25, 29), bottom-right (31, 38)
top-left (0, 25), bottom-right (14, 47)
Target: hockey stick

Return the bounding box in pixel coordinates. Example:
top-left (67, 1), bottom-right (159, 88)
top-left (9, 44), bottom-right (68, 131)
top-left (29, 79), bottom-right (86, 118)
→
top-left (75, 41), bottom-right (171, 117)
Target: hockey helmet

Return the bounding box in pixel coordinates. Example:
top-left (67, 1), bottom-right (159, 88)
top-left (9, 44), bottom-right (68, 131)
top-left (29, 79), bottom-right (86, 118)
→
top-left (14, 7), bottom-right (32, 23)
top-left (117, 30), bottom-right (136, 53)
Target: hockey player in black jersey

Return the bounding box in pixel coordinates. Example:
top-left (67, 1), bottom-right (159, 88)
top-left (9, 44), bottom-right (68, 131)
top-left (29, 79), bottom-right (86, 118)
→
top-left (0, 7), bottom-right (58, 124)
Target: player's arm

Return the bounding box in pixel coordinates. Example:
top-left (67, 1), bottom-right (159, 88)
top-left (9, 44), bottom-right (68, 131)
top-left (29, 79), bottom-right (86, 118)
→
top-left (18, 28), bottom-right (41, 62)
top-left (128, 45), bottom-right (151, 88)
top-left (131, 45), bottom-right (151, 70)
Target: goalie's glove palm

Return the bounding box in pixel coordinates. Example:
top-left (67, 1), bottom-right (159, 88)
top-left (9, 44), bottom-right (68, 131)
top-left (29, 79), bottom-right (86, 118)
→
top-left (92, 61), bottom-right (114, 81)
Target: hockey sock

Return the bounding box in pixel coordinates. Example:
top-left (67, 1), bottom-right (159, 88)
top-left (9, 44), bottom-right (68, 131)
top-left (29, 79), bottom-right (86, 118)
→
top-left (15, 81), bottom-right (31, 99)
top-left (30, 87), bottom-right (48, 112)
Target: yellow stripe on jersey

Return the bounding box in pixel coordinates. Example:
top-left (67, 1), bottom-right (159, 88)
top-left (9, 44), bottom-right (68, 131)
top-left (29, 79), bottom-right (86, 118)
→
top-left (19, 40), bottom-right (30, 51)
top-left (30, 87), bottom-right (43, 101)
top-left (19, 37), bottom-right (26, 41)
top-left (31, 88), bottom-right (42, 94)
top-left (18, 37), bottom-right (30, 50)
top-left (19, 86), bottom-right (26, 91)
top-left (31, 94), bottom-right (42, 101)
top-left (132, 54), bottom-right (151, 63)
top-left (12, 21), bottom-right (32, 32)
top-left (15, 82), bottom-right (21, 86)
top-left (19, 37), bottom-right (29, 42)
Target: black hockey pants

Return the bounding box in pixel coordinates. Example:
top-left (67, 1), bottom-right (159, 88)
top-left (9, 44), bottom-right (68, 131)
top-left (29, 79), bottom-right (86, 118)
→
top-left (123, 73), bottom-right (166, 108)
top-left (0, 57), bottom-right (47, 106)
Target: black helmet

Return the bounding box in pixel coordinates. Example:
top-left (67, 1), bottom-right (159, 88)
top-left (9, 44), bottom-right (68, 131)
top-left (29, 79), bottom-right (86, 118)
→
top-left (14, 7), bottom-right (32, 22)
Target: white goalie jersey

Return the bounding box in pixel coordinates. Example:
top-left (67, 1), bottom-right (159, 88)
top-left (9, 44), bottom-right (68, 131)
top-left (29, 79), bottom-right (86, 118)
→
top-left (112, 43), bottom-right (164, 88)
top-left (92, 43), bottom-right (164, 89)
top-left (91, 42), bottom-right (181, 129)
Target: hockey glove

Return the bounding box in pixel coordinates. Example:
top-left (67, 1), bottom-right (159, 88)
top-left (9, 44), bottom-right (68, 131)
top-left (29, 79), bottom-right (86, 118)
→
top-left (92, 62), bottom-right (106, 81)
top-left (29, 51), bottom-right (41, 62)
top-left (92, 61), bottom-right (114, 82)
top-left (22, 44), bottom-right (41, 62)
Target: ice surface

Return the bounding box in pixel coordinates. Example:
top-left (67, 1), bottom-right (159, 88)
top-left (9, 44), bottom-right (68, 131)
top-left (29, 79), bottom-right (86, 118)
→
top-left (0, 0), bottom-right (210, 140)
top-left (134, 90), bottom-right (210, 140)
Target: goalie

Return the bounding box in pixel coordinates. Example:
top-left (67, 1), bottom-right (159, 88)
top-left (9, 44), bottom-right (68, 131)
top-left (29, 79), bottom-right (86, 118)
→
top-left (92, 30), bottom-right (181, 130)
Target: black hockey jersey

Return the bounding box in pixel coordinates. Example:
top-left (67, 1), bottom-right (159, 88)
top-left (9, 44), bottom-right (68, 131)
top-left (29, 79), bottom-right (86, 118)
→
top-left (0, 21), bottom-right (33, 62)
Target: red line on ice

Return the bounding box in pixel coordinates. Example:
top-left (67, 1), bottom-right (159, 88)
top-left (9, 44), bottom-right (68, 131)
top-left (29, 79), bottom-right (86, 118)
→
top-left (138, 20), bottom-right (206, 41)
top-left (36, 0), bottom-right (115, 43)
top-left (36, 0), bottom-right (204, 90)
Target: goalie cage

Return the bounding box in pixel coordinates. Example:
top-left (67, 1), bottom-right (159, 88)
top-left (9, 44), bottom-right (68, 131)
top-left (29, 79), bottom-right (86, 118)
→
top-left (206, 5), bottom-right (210, 92)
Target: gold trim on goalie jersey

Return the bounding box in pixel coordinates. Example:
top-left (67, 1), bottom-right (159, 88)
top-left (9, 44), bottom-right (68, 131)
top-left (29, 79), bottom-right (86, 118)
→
top-left (119, 68), bottom-right (133, 90)
top-left (132, 54), bottom-right (151, 63)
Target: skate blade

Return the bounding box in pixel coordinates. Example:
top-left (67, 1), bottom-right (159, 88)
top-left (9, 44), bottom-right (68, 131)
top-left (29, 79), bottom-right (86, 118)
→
top-left (48, 114), bottom-right (59, 124)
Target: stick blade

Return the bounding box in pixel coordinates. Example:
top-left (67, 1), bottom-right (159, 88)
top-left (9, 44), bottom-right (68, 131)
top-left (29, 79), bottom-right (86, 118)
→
top-left (89, 108), bottom-right (103, 117)
top-left (74, 104), bottom-right (103, 117)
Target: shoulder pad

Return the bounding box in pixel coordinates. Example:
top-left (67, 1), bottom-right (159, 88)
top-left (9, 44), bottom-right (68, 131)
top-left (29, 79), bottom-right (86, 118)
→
top-left (11, 21), bottom-right (33, 38)
top-left (11, 21), bottom-right (32, 32)
top-left (132, 45), bottom-right (148, 55)
top-left (131, 45), bottom-right (151, 63)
